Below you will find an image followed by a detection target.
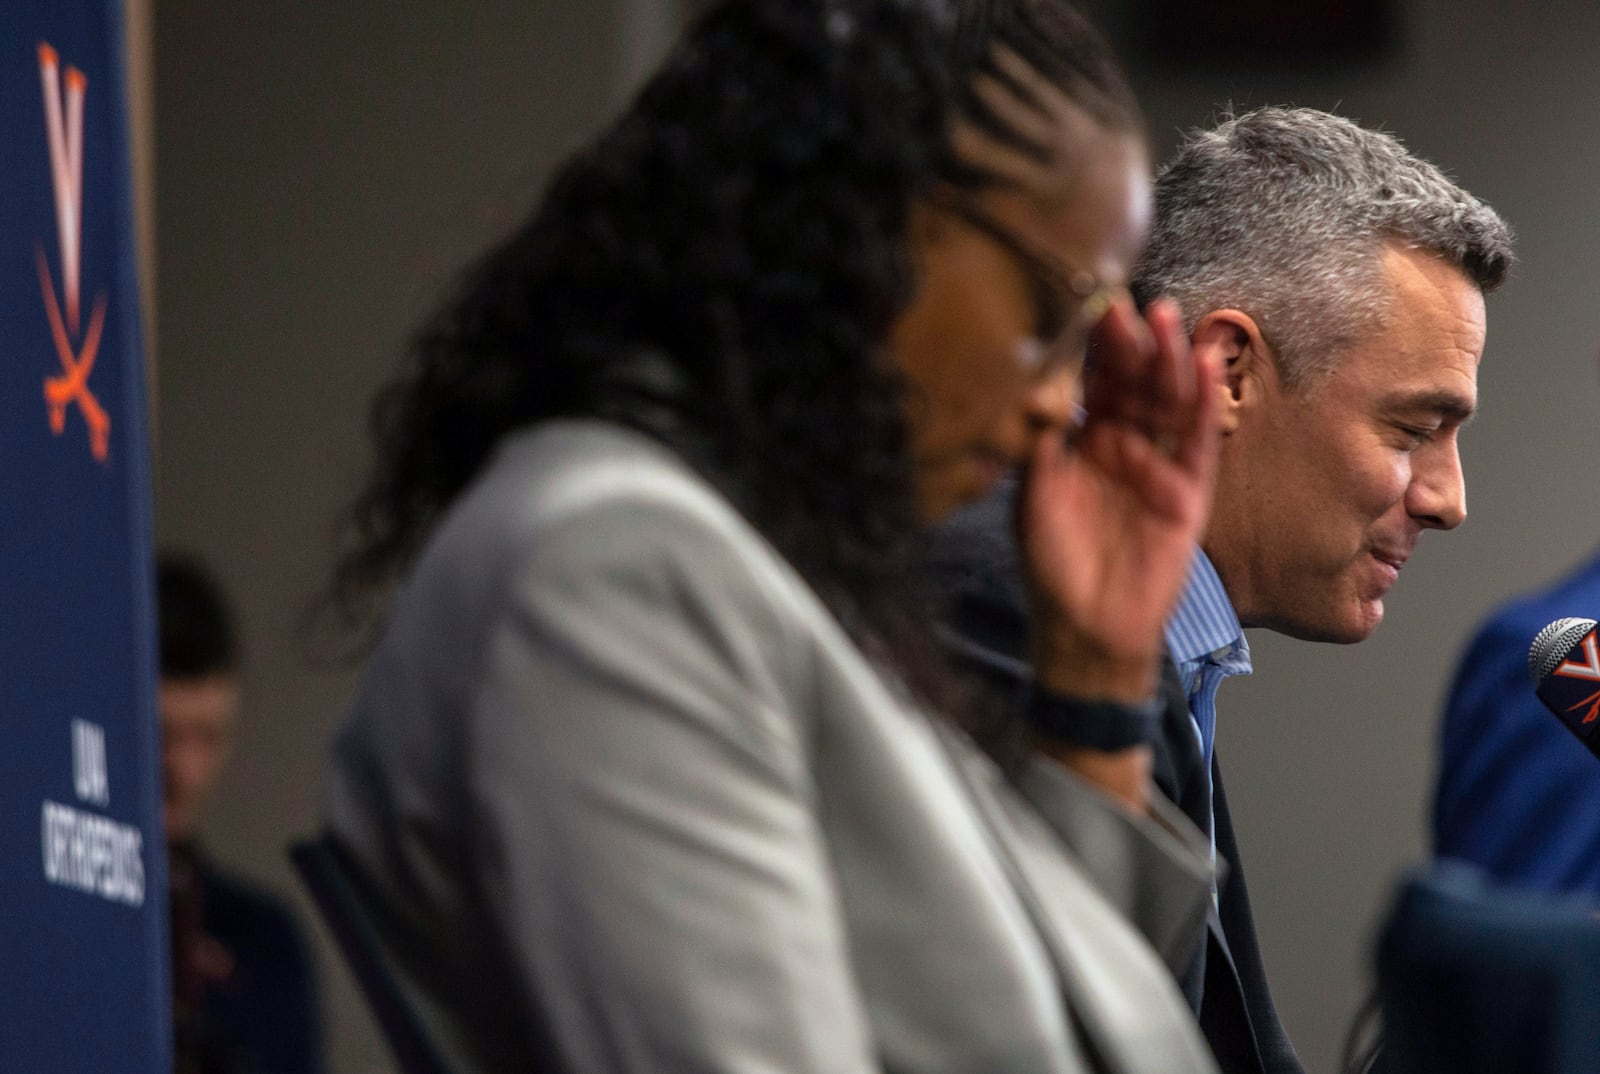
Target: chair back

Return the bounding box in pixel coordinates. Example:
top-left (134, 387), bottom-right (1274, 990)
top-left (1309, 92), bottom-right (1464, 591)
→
top-left (290, 835), bottom-right (453, 1074)
top-left (1378, 861), bottom-right (1600, 1074)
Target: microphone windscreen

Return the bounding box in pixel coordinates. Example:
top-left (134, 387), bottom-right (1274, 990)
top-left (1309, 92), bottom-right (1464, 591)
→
top-left (1529, 617), bottom-right (1598, 685)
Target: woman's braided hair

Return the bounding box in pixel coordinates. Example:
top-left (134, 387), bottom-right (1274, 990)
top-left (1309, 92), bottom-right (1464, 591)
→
top-left (332, 0), bottom-right (1138, 714)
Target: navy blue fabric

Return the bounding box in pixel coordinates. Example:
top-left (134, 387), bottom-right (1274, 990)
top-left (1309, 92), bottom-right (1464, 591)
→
top-left (1434, 550), bottom-right (1600, 892)
top-left (929, 482), bottom-right (1303, 1074)
top-left (191, 854), bottom-right (326, 1074)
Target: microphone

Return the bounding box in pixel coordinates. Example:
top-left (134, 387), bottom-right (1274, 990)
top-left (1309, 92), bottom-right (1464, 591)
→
top-left (1529, 617), bottom-right (1600, 759)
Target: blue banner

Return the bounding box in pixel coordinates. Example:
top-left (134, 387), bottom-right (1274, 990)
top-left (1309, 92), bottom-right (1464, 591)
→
top-left (0, 1), bottom-right (168, 1072)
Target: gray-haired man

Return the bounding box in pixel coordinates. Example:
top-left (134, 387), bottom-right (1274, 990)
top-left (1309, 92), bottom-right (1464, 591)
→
top-left (933, 107), bottom-right (1513, 1074)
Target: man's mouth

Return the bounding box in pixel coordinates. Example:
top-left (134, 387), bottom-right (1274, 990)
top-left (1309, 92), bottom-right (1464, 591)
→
top-left (1368, 547), bottom-right (1411, 586)
top-left (1370, 544), bottom-right (1410, 569)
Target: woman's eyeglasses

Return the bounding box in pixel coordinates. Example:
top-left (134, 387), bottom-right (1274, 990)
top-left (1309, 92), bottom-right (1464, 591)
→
top-left (934, 196), bottom-right (1125, 374)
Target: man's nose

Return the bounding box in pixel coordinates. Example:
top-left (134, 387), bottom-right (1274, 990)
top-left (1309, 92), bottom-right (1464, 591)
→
top-left (1408, 439), bottom-right (1467, 530)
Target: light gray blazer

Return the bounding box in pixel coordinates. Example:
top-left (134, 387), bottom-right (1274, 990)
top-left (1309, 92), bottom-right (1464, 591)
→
top-left (323, 420), bottom-right (1219, 1074)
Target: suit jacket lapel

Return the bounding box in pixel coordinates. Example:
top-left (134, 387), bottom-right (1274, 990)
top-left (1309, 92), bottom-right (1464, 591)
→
top-left (933, 724), bottom-right (1217, 1074)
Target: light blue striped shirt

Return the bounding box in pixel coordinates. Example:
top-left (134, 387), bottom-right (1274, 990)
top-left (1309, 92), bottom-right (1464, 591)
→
top-left (1164, 550), bottom-right (1251, 842)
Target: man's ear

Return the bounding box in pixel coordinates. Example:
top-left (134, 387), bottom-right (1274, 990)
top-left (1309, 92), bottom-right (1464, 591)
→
top-left (1191, 309), bottom-right (1272, 434)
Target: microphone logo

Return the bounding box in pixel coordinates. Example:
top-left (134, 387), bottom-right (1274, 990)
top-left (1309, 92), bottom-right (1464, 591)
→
top-left (1531, 618), bottom-right (1600, 751)
top-left (1554, 633), bottom-right (1600, 682)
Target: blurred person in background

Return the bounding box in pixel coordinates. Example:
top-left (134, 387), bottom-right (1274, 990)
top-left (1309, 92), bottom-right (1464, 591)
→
top-left (160, 552), bottom-right (325, 1074)
top-left (1434, 536), bottom-right (1600, 893)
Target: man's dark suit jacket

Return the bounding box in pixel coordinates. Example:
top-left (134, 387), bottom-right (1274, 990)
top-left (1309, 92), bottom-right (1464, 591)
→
top-left (171, 843), bottom-right (325, 1074)
top-left (929, 483), bottom-right (1304, 1074)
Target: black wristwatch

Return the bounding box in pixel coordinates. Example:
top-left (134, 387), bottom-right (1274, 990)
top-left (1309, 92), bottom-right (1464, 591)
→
top-left (1023, 685), bottom-right (1162, 751)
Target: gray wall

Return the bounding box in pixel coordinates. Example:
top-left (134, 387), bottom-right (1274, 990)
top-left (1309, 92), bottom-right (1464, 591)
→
top-left (150, 3), bottom-right (1600, 1072)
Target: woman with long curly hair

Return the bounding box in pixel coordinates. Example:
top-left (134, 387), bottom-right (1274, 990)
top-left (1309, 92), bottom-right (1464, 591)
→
top-left (322, 0), bottom-right (1222, 1070)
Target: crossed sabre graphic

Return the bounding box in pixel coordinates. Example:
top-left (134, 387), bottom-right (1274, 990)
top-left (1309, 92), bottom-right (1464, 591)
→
top-left (37, 42), bottom-right (110, 463)
top-left (1554, 632), bottom-right (1600, 726)
top-left (37, 249), bottom-right (109, 461)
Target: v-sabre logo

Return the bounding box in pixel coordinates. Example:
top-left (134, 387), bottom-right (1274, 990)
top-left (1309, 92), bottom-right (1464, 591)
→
top-left (36, 42), bottom-right (110, 463)
top-left (1554, 630), bottom-right (1600, 725)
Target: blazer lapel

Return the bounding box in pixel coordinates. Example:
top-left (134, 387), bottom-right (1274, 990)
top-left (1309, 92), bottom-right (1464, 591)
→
top-left (936, 724), bottom-right (1218, 1074)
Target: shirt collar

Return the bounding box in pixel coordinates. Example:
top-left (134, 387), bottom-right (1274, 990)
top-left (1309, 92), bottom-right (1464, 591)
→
top-left (1164, 548), bottom-right (1249, 668)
